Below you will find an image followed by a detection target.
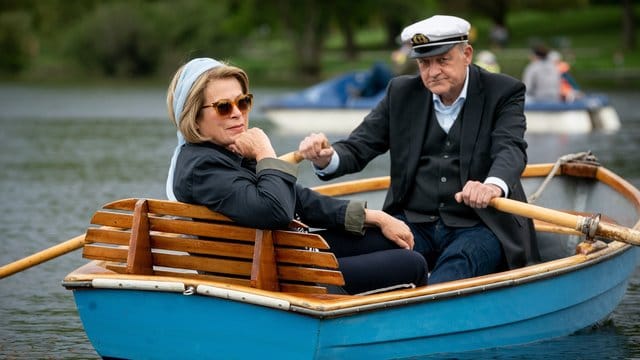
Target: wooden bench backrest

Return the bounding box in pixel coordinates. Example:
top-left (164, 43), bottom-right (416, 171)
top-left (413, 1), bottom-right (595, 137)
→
top-left (82, 198), bottom-right (344, 294)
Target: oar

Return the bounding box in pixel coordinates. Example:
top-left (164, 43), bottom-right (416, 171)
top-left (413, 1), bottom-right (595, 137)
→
top-left (283, 151), bottom-right (640, 245)
top-left (278, 150), bottom-right (304, 164)
top-left (279, 138), bottom-right (329, 164)
top-left (0, 234), bottom-right (85, 279)
top-left (490, 197), bottom-right (640, 246)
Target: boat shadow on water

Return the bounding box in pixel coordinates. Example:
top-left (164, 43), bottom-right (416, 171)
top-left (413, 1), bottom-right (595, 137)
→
top-left (423, 323), bottom-right (630, 359)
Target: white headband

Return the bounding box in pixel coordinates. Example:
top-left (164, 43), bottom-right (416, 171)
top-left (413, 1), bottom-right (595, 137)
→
top-left (166, 58), bottom-right (222, 201)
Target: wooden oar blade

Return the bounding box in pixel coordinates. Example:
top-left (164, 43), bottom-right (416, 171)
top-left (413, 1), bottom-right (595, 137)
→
top-left (490, 197), bottom-right (640, 247)
top-left (597, 222), bottom-right (640, 246)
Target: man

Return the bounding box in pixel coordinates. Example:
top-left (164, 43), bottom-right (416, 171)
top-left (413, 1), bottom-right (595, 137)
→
top-left (298, 15), bottom-right (540, 284)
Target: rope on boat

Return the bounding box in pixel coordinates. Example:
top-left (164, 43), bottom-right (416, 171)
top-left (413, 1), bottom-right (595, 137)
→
top-left (527, 151), bottom-right (598, 204)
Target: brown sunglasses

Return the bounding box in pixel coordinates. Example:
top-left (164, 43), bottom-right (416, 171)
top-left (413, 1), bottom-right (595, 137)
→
top-left (201, 93), bottom-right (253, 116)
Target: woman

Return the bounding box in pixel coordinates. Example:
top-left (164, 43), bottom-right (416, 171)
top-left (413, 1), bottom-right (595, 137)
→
top-left (165, 57), bottom-right (427, 294)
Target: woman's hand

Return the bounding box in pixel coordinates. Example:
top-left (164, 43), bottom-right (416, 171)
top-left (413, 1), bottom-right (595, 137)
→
top-left (365, 209), bottom-right (414, 250)
top-left (298, 133), bottom-right (334, 169)
top-left (228, 127), bottom-right (277, 161)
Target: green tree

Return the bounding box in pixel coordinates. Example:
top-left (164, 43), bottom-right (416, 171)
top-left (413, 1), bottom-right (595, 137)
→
top-left (63, 3), bottom-right (161, 77)
top-left (0, 10), bottom-right (36, 74)
top-left (273, 0), bottom-right (332, 79)
top-left (332, 0), bottom-right (370, 60)
top-left (379, 0), bottom-right (436, 48)
top-left (622, 0), bottom-right (636, 50)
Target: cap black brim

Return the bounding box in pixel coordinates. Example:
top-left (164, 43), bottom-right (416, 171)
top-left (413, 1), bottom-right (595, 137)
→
top-left (409, 43), bottom-right (456, 59)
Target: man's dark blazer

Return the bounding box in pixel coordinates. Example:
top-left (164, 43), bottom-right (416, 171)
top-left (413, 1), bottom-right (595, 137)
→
top-left (321, 64), bottom-right (540, 269)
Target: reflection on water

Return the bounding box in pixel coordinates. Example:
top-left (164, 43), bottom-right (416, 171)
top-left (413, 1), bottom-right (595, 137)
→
top-left (419, 324), bottom-right (634, 360)
top-left (0, 86), bottom-right (639, 359)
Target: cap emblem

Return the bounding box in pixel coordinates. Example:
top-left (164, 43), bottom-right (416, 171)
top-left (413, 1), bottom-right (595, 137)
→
top-left (411, 33), bottom-right (430, 46)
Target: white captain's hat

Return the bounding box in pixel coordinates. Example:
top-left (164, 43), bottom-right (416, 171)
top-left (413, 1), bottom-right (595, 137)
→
top-left (400, 15), bottom-right (470, 58)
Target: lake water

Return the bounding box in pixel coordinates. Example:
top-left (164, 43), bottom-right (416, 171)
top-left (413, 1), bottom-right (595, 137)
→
top-left (0, 85), bottom-right (639, 359)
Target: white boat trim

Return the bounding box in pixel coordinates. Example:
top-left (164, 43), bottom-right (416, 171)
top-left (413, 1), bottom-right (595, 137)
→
top-left (197, 284), bottom-right (291, 310)
top-left (91, 278), bottom-right (186, 292)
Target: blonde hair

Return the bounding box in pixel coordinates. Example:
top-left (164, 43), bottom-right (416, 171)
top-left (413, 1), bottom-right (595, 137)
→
top-left (167, 63), bottom-right (250, 144)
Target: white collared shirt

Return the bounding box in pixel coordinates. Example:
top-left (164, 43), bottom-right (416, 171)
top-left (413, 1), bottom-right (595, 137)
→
top-left (432, 67), bottom-right (469, 134)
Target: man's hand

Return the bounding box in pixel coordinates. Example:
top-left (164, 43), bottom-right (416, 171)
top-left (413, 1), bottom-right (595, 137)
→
top-left (454, 181), bottom-right (503, 208)
top-left (298, 133), bottom-right (334, 169)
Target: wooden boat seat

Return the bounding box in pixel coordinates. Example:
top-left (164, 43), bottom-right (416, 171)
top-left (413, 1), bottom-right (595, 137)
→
top-left (81, 198), bottom-right (345, 294)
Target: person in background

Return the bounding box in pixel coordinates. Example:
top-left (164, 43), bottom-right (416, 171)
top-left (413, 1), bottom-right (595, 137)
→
top-left (474, 50), bottom-right (501, 73)
top-left (489, 21), bottom-right (509, 49)
top-left (357, 39), bottom-right (421, 98)
top-left (391, 40), bottom-right (419, 75)
top-left (165, 58), bottom-right (427, 295)
top-left (358, 61), bottom-right (395, 97)
top-left (548, 50), bottom-right (582, 102)
top-left (522, 44), bottom-right (562, 102)
top-left (298, 15), bottom-right (540, 285)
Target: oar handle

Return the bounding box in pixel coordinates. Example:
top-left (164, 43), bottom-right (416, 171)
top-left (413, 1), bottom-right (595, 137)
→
top-left (0, 234), bottom-right (85, 279)
top-left (278, 139), bottom-right (331, 165)
top-left (490, 197), bottom-right (640, 246)
top-left (278, 151), bottom-right (305, 164)
top-left (490, 198), bottom-right (578, 228)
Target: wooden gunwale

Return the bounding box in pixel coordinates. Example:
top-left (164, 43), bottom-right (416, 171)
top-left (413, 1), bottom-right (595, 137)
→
top-left (63, 240), bottom-right (630, 314)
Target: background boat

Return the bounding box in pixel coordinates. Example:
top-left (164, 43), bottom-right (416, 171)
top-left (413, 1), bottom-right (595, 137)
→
top-left (60, 160), bottom-right (640, 359)
top-left (261, 70), bottom-right (621, 134)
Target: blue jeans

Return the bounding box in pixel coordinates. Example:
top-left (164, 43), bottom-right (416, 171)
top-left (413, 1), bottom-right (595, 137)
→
top-left (400, 216), bottom-right (505, 284)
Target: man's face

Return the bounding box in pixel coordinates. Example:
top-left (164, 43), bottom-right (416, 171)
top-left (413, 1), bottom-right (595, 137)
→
top-left (417, 44), bottom-right (473, 104)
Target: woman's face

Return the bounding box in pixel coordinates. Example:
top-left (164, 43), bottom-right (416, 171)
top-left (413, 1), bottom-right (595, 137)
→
top-left (198, 78), bottom-right (249, 147)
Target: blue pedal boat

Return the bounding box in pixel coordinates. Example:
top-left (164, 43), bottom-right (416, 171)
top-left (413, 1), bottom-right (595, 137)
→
top-left (261, 70), bottom-right (620, 134)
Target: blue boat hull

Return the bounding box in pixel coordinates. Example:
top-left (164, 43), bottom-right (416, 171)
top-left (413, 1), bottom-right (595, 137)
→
top-left (74, 289), bottom-right (321, 359)
top-left (316, 247), bottom-right (637, 359)
top-left (72, 245), bottom-right (638, 359)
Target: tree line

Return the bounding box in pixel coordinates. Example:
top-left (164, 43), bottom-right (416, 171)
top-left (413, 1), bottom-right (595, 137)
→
top-left (0, 0), bottom-right (635, 84)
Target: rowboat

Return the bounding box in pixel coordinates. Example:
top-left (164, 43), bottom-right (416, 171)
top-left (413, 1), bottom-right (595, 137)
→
top-left (261, 70), bottom-right (621, 134)
top-left (61, 158), bottom-right (639, 359)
